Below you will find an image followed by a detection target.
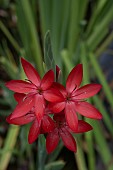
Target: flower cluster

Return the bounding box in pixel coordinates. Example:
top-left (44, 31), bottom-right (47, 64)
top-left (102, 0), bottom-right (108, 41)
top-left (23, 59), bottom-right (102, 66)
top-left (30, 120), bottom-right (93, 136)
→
top-left (6, 58), bottom-right (102, 153)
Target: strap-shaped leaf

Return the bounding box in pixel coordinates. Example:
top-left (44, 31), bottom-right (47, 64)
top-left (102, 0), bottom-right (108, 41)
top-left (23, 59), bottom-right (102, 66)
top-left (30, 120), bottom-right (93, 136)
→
top-left (44, 31), bottom-right (56, 74)
top-left (45, 161), bottom-right (65, 170)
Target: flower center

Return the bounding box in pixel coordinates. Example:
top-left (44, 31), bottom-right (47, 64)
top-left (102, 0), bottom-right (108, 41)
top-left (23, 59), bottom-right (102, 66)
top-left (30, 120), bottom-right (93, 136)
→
top-left (56, 120), bottom-right (66, 129)
top-left (56, 121), bottom-right (63, 128)
top-left (37, 88), bottom-right (43, 95)
top-left (66, 93), bottom-right (71, 101)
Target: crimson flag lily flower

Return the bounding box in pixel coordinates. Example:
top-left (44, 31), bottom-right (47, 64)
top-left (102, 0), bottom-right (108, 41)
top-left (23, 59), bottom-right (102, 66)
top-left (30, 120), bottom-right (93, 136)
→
top-left (46, 112), bottom-right (93, 153)
top-left (7, 93), bottom-right (55, 144)
top-left (5, 58), bottom-right (62, 122)
top-left (49, 64), bottom-right (102, 132)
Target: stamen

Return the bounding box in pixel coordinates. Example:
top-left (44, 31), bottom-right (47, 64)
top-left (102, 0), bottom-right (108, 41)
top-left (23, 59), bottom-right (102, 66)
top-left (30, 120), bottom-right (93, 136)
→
top-left (37, 88), bottom-right (43, 95)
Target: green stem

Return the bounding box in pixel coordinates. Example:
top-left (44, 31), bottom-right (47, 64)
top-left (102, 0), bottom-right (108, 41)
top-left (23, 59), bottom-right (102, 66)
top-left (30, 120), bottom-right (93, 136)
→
top-left (88, 53), bottom-right (113, 108)
top-left (80, 42), bottom-right (95, 170)
top-left (93, 96), bottom-right (113, 136)
top-left (18, 0), bottom-right (44, 76)
top-left (61, 49), bottom-right (73, 71)
top-left (87, 2), bottom-right (113, 51)
top-left (37, 135), bottom-right (47, 170)
top-left (75, 138), bottom-right (87, 170)
top-left (95, 31), bottom-right (113, 57)
top-left (0, 21), bottom-right (21, 53)
top-left (93, 121), bottom-right (113, 170)
top-left (0, 125), bottom-right (20, 170)
top-left (67, 0), bottom-right (80, 56)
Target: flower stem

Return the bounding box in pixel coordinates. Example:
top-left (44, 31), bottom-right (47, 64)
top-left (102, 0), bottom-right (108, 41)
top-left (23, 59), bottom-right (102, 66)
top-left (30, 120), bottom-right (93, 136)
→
top-left (37, 135), bottom-right (47, 170)
top-left (0, 125), bottom-right (19, 170)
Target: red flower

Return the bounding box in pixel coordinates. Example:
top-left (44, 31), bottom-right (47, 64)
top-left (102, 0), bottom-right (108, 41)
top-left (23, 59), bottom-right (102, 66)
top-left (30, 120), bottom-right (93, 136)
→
top-left (46, 112), bottom-right (93, 153)
top-left (7, 93), bottom-right (55, 144)
top-left (49, 64), bottom-right (102, 132)
top-left (5, 58), bottom-right (62, 122)
top-left (5, 58), bottom-right (102, 152)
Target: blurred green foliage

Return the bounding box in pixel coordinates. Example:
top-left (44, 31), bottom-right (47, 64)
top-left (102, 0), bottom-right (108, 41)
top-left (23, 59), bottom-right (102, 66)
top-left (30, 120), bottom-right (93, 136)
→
top-left (0, 0), bottom-right (113, 170)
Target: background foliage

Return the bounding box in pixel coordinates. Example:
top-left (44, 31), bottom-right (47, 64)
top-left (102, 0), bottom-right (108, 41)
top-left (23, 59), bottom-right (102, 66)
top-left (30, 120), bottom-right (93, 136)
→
top-left (0, 0), bottom-right (113, 170)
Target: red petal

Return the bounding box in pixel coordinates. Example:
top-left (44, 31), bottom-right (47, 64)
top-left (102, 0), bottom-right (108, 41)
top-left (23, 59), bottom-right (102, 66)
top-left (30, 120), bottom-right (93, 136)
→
top-left (21, 58), bottom-right (41, 86)
top-left (6, 113), bottom-right (35, 125)
top-left (66, 64), bottom-right (83, 93)
top-left (35, 94), bottom-right (45, 122)
top-left (41, 115), bottom-right (55, 133)
top-left (75, 120), bottom-right (93, 133)
top-left (41, 70), bottom-right (54, 90)
top-left (52, 82), bottom-right (67, 97)
top-left (75, 101), bottom-right (102, 119)
top-left (11, 96), bottom-right (34, 119)
top-left (60, 127), bottom-right (77, 152)
top-left (14, 93), bottom-right (26, 103)
top-left (5, 80), bottom-right (36, 93)
top-left (46, 128), bottom-right (59, 153)
top-left (28, 119), bottom-right (40, 144)
top-left (65, 102), bottom-right (78, 132)
top-left (49, 102), bottom-right (65, 113)
top-left (72, 84), bottom-right (102, 100)
top-left (43, 88), bottom-right (64, 102)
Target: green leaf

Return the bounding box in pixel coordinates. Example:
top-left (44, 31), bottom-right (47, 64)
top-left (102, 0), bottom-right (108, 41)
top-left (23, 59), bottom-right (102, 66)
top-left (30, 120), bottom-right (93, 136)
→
top-left (44, 31), bottom-right (56, 73)
top-left (93, 121), bottom-right (113, 170)
top-left (37, 135), bottom-right (47, 170)
top-left (0, 56), bottom-right (18, 79)
top-left (0, 21), bottom-right (21, 53)
top-left (0, 110), bottom-right (11, 116)
top-left (0, 81), bottom-right (16, 109)
top-left (45, 161), bottom-right (65, 170)
top-left (47, 141), bottom-right (63, 163)
top-left (16, 0), bottom-right (44, 76)
top-left (0, 125), bottom-right (20, 170)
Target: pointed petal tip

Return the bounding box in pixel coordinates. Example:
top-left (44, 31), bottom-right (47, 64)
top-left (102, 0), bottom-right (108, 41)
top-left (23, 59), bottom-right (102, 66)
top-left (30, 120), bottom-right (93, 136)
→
top-left (6, 113), bottom-right (35, 125)
top-left (9, 114), bottom-right (19, 120)
top-left (21, 57), bottom-right (41, 86)
top-left (73, 83), bottom-right (102, 100)
top-left (46, 148), bottom-right (52, 154)
top-left (66, 64), bottom-right (83, 93)
top-left (21, 57), bottom-right (28, 65)
top-left (77, 63), bottom-right (83, 68)
top-left (21, 57), bottom-right (28, 69)
top-left (28, 138), bottom-right (34, 144)
top-left (96, 84), bottom-right (102, 91)
top-left (21, 57), bottom-right (24, 62)
top-left (72, 145), bottom-right (77, 152)
top-left (28, 135), bottom-right (37, 144)
top-left (5, 81), bottom-right (12, 88)
top-left (21, 57), bottom-right (28, 68)
top-left (74, 63), bottom-right (83, 71)
top-left (97, 113), bottom-right (103, 120)
top-left (6, 115), bottom-right (11, 123)
top-left (90, 110), bottom-right (103, 120)
top-left (60, 128), bottom-right (77, 152)
top-left (75, 102), bottom-right (102, 120)
top-left (74, 148), bottom-right (77, 152)
top-left (6, 114), bottom-right (15, 123)
top-left (46, 129), bottom-right (59, 153)
top-left (28, 119), bottom-right (40, 144)
top-left (79, 120), bottom-right (93, 132)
